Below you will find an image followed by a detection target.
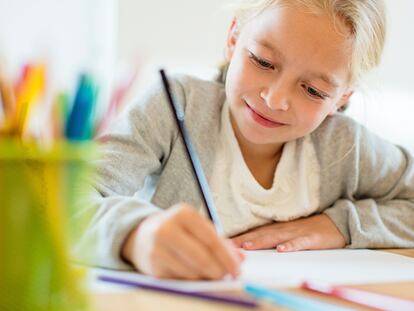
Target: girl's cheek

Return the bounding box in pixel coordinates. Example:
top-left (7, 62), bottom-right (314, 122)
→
top-left (295, 106), bottom-right (324, 131)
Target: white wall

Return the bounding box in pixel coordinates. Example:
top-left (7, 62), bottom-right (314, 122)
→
top-left (0, 0), bottom-right (117, 110)
top-left (117, 0), bottom-right (231, 84)
top-left (338, 2), bottom-right (414, 153)
top-left (117, 0), bottom-right (414, 153)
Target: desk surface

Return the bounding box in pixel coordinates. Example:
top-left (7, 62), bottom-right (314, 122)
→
top-left (92, 249), bottom-right (414, 311)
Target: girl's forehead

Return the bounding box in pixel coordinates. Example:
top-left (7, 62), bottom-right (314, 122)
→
top-left (244, 4), bottom-right (352, 46)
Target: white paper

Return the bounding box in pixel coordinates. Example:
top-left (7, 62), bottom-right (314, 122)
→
top-left (88, 249), bottom-right (414, 293)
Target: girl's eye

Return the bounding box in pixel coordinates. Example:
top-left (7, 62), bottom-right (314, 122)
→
top-left (302, 84), bottom-right (327, 100)
top-left (249, 52), bottom-right (275, 70)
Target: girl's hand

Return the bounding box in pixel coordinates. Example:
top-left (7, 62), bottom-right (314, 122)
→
top-left (122, 203), bottom-right (244, 280)
top-left (231, 214), bottom-right (346, 252)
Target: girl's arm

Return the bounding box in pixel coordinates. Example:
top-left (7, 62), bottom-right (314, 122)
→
top-left (320, 115), bottom-right (414, 248)
top-left (72, 79), bottom-right (183, 269)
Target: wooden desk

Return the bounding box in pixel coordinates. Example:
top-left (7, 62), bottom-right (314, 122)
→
top-left (92, 249), bottom-right (414, 311)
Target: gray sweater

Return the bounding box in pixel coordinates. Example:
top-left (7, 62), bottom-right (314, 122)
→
top-left (74, 74), bottom-right (414, 269)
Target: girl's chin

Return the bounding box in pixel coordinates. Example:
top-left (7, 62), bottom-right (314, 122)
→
top-left (239, 127), bottom-right (279, 145)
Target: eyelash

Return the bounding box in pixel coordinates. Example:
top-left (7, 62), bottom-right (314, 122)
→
top-left (248, 51), bottom-right (275, 70)
top-left (301, 84), bottom-right (327, 100)
top-left (248, 51), bottom-right (328, 100)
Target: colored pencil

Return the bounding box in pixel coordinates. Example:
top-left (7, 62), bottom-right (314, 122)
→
top-left (244, 283), bottom-right (352, 311)
top-left (302, 280), bottom-right (414, 311)
top-left (99, 275), bottom-right (258, 308)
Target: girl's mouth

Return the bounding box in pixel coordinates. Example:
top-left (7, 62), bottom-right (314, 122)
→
top-left (244, 102), bottom-right (287, 128)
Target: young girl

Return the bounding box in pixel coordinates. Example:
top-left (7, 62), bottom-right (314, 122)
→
top-left (75, 0), bottom-right (414, 280)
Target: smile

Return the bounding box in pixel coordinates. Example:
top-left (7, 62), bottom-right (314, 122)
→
top-left (244, 102), bottom-right (287, 128)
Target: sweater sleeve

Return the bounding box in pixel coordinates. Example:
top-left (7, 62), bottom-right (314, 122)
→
top-left (72, 78), bottom-right (184, 269)
top-left (322, 119), bottom-right (414, 248)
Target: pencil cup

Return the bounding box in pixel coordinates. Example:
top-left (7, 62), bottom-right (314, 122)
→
top-left (0, 139), bottom-right (95, 311)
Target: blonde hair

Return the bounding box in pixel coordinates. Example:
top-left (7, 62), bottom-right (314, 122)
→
top-left (219, 0), bottom-right (386, 87)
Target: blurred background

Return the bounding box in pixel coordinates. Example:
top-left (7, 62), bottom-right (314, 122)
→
top-left (0, 0), bottom-right (413, 151)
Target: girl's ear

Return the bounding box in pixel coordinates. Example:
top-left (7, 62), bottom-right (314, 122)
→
top-left (329, 90), bottom-right (354, 115)
top-left (225, 18), bottom-right (240, 61)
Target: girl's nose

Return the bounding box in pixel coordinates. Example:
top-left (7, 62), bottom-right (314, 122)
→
top-left (260, 82), bottom-right (290, 111)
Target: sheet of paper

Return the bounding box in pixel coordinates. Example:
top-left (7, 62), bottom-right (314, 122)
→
top-left (88, 249), bottom-right (414, 293)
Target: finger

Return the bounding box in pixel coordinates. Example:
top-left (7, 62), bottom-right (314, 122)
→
top-left (231, 231), bottom-right (261, 248)
top-left (224, 239), bottom-right (246, 275)
top-left (237, 248), bottom-right (246, 261)
top-left (163, 227), bottom-right (226, 280)
top-left (180, 209), bottom-right (241, 277)
top-left (230, 224), bottom-right (277, 248)
top-left (227, 239), bottom-right (246, 261)
top-left (230, 236), bottom-right (243, 248)
top-left (152, 248), bottom-right (201, 280)
top-left (228, 239), bottom-right (246, 261)
top-left (240, 232), bottom-right (283, 250)
top-left (276, 235), bottom-right (314, 252)
top-left (158, 255), bottom-right (202, 280)
top-left (188, 222), bottom-right (241, 277)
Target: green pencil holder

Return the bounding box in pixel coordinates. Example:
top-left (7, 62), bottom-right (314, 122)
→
top-left (0, 139), bottom-right (95, 311)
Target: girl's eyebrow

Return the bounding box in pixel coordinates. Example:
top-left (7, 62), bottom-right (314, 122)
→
top-left (305, 71), bottom-right (340, 88)
top-left (253, 38), bottom-right (286, 62)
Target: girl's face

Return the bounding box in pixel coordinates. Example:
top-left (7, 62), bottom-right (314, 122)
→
top-left (225, 4), bottom-right (354, 146)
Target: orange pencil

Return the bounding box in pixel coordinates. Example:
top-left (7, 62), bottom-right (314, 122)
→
top-left (0, 73), bottom-right (16, 135)
top-left (14, 64), bottom-right (46, 139)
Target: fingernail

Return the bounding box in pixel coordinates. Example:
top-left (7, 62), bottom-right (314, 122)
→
top-left (243, 242), bottom-right (253, 249)
top-left (277, 245), bottom-right (285, 251)
top-left (232, 268), bottom-right (240, 278)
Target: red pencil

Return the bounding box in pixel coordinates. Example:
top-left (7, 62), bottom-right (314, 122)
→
top-left (95, 67), bottom-right (138, 136)
top-left (301, 280), bottom-right (414, 311)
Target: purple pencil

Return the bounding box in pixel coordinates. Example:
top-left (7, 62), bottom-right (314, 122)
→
top-left (98, 275), bottom-right (258, 308)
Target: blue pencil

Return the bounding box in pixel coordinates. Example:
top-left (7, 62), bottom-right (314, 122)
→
top-left (65, 74), bottom-right (96, 141)
top-left (159, 69), bottom-right (224, 235)
top-left (244, 283), bottom-right (354, 311)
